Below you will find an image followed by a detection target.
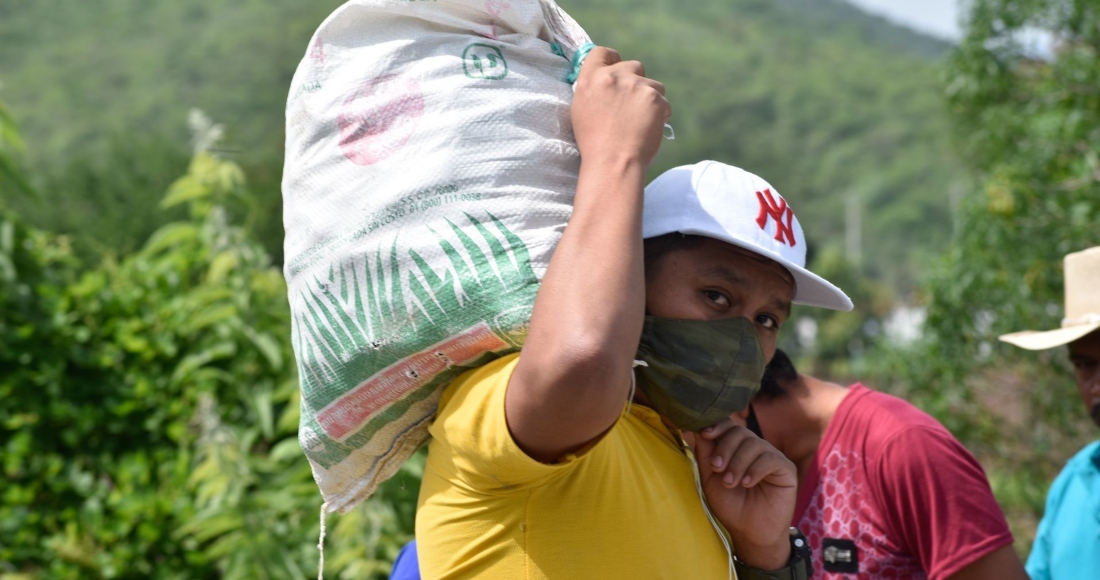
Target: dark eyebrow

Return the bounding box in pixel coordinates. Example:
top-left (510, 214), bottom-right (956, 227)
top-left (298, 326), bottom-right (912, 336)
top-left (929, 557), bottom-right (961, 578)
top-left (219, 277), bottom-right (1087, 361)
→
top-left (700, 265), bottom-right (792, 318)
top-left (701, 265), bottom-right (749, 288)
top-left (771, 297), bottom-right (792, 318)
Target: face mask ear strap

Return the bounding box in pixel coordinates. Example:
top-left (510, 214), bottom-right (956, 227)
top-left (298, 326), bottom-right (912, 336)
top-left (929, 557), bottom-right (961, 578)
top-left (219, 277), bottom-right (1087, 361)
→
top-left (627, 359), bottom-right (648, 415)
top-left (746, 403), bottom-right (763, 440)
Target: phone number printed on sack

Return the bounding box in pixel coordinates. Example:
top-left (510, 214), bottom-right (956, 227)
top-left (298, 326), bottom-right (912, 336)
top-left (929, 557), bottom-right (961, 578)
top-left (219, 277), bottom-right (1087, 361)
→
top-left (316, 322), bottom-right (508, 441)
top-left (353, 186), bottom-right (482, 237)
top-left (285, 184), bottom-right (483, 278)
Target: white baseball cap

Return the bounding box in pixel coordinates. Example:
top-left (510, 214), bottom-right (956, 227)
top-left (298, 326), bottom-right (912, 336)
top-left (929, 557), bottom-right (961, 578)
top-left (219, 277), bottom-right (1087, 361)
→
top-left (643, 161), bottom-right (853, 311)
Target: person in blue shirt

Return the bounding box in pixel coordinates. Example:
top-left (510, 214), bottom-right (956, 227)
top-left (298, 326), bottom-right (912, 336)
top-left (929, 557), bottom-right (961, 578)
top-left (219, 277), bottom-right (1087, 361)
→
top-left (389, 540), bottom-right (420, 580)
top-left (999, 246), bottom-right (1100, 579)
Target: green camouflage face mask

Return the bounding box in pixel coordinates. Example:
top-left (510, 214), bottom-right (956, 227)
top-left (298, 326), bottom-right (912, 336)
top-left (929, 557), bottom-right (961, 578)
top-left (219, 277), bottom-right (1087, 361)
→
top-left (634, 316), bottom-right (766, 432)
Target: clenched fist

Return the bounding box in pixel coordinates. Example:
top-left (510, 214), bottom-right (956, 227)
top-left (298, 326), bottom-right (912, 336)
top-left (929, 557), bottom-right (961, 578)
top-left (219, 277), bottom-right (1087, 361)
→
top-left (571, 47), bottom-right (671, 171)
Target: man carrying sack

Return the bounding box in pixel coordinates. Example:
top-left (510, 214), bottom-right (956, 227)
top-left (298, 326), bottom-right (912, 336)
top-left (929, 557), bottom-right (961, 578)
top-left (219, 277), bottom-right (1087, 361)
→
top-left (999, 245), bottom-right (1100, 579)
top-left (416, 46), bottom-right (852, 579)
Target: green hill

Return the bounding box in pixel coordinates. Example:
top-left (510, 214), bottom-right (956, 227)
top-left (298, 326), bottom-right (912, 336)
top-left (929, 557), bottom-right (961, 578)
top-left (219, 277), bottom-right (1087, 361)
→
top-left (0, 0), bottom-right (346, 255)
top-left (0, 0), bottom-right (960, 292)
top-left (566, 0), bottom-right (961, 293)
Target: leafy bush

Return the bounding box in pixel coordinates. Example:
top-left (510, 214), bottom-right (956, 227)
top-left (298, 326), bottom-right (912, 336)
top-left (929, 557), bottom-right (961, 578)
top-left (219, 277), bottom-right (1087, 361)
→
top-left (1, 108), bottom-right (417, 578)
top-left (0, 101), bottom-right (36, 202)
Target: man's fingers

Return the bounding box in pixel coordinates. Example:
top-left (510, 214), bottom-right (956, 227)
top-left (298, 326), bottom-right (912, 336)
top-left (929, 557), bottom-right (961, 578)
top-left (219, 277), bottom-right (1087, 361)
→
top-left (722, 436), bottom-right (797, 490)
top-left (639, 78), bottom-right (670, 120)
top-left (697, 417), bottom-right (739, 441)
top-left (569, 45), bottom-right (668, 169)
top-left (581, 46), bottom-right (621, 70)
top-left (722, 435), bottom-right (768, 486)
top-left (617, 59), bottom-right (645, 78)
top-left (709, 425), bottom-right (753, 472)
top-left (696, 425), bottom-right (796, 490)
top-left (699, 412), bottom-right (749, 440)
top-left (639, 77), bottom-right (665, 96)
top-left (738, 452), bottom-right (797, 489)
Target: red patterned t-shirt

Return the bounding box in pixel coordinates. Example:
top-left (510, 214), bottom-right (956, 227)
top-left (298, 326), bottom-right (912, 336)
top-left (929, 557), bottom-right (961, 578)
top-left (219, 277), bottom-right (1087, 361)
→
top-left (792, 384), bottom-right (1014, 580)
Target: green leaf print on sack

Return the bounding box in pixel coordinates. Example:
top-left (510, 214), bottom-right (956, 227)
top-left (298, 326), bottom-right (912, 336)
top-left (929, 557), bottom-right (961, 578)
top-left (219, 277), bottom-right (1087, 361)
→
top-left (293, 212), bottom-right (537, 468)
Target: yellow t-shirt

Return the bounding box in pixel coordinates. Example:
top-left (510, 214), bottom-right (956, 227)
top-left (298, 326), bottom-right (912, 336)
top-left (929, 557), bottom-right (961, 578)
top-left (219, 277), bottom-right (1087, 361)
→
top-left (416, 353), bottom-right (733, 579)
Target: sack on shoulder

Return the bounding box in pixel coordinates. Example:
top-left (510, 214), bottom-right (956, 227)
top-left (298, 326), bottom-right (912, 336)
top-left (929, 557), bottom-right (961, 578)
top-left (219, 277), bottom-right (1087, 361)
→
top-left (282, 0), bottom-right (590, 513)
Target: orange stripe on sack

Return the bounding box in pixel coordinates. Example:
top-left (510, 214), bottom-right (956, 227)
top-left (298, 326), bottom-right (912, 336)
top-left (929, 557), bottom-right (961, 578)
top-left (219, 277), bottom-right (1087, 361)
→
top-left (317, 322), bottom-right (507, 441)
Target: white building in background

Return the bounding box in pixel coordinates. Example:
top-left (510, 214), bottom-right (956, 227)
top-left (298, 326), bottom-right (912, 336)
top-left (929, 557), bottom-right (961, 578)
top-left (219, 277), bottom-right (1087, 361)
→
top-left (884, 305), bottom-right (927, 347)
top-left (796, 318), bottom-right (819, 351)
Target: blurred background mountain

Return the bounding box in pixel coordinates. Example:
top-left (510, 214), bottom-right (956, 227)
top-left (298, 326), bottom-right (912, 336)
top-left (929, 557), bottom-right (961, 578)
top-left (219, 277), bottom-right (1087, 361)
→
top-left (0, 0), bottom-right (959, 294)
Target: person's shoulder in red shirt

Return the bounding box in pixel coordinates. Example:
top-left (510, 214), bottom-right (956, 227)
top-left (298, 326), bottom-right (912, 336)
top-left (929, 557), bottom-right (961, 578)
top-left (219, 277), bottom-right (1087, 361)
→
top-left (745, 350), bottom-right (1028, 580)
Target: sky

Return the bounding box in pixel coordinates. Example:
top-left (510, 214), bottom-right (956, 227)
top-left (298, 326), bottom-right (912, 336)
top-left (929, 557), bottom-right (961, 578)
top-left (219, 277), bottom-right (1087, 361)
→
top-left (844, 0), bottom-right (963, 40)
top-left (845, 0), bottom-right (1056, 58)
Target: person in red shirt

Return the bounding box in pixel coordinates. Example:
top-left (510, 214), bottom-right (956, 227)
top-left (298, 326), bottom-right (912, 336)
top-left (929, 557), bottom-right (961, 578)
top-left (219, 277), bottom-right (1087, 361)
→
top-left (698, 349), bottom-right (1028, 579)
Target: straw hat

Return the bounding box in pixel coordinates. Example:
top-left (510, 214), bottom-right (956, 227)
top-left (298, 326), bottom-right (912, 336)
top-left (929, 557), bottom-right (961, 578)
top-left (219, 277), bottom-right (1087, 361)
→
top-left (999, 246), bottom-right (1100, 350)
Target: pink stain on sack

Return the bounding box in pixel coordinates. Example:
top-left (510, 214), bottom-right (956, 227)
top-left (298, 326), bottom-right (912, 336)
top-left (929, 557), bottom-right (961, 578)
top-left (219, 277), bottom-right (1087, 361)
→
top-left (310, 37), bottom-right (325, 64)
top-left (316, 322), bottom-right (509, 441)
top-left (337, 74), bottom-right (424, 166)
top-left (485, 0), bottom-right (510, 17)
top-left (485, 0), bottom-right (511, 39)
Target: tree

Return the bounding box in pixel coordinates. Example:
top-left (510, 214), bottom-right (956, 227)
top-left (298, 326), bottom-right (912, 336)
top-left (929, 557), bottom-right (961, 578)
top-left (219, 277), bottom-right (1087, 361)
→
top-left (0, 100), bottom-right (36, 203)
top-left (881, 0), bottom-right (1100, 553)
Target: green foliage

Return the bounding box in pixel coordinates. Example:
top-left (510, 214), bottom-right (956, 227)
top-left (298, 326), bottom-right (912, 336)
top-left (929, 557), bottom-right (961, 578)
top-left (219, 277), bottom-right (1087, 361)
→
top-left (0, 0), bottom-right (347, 260)
top-left (0, 109), bottom-right (415, 578)
top-left (876, 0), bottom-right (1100, 554)
top-left (905, 0), bottom-right (1100, 442)
top-left (784, 247), bottom-right (895, 378)
top-left (23, 133), bottom-right (191, 260)
top-left (0, 101), bottom-right (37, 203)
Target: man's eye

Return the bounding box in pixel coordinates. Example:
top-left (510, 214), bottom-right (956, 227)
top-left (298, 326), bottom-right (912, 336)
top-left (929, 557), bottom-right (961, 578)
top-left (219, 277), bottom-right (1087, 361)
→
top-left (703, 290), bottom-right (729, 307)
top-left (756, 314), bottom-right (778, 330)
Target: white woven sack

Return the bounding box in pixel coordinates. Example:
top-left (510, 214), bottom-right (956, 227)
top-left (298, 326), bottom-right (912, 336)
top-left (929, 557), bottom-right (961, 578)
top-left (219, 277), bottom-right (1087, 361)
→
top-left (282, 0), bottom-right (591, 513)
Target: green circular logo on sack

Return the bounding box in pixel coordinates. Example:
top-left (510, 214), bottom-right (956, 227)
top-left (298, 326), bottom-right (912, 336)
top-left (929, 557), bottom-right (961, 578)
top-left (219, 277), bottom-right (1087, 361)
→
top-left (463, 43), bottom-right (509, 80)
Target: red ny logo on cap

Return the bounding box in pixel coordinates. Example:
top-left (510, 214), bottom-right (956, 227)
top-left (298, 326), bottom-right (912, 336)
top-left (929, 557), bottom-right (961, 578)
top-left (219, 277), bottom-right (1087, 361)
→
top-left (755, 189), bottom-right (797, 247)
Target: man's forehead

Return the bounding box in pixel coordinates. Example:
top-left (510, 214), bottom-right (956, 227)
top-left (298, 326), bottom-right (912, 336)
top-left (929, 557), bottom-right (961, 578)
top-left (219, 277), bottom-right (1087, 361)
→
top-left (696, 242), bottom-right (795, 285)
top-left (1069, 330), bottom-right (1100, 357)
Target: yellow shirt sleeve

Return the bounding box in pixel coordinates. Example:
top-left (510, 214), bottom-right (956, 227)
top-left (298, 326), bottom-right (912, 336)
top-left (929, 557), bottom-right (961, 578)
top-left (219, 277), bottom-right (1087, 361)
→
top-left (427, 352), bottom-right (584, 492)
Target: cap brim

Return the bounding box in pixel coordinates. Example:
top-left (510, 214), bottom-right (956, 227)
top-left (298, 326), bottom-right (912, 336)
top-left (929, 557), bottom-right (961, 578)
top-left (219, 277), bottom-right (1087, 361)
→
top-left (787, 264), bottom-right (855, 312)
top-left (998, 323), bottom-right (1100, 350)
top-left (674, 228), bottom-right (854, 312)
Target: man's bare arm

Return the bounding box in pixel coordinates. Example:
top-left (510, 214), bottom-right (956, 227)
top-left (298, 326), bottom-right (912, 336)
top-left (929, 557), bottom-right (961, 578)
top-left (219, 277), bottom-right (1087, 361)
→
top-left (505, 47), bottom-right (670, 462)
top-left (948, 545), bottom-right (1028, 580)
